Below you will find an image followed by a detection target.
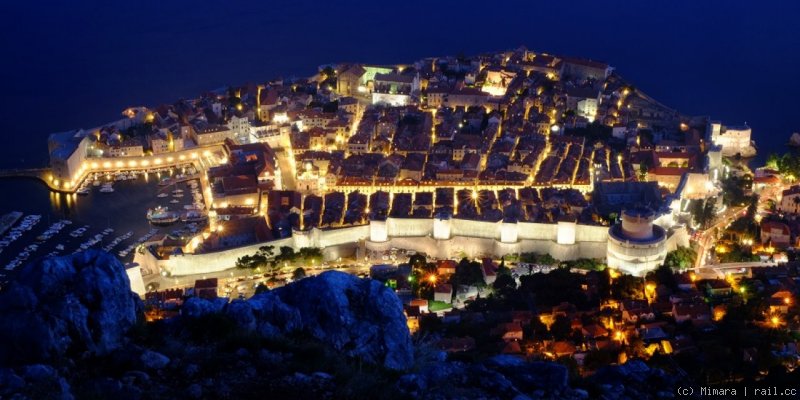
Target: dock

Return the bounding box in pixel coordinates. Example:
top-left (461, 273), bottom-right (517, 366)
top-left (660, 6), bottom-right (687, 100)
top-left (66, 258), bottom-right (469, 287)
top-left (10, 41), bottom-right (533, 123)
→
top-left (0, 168), bottom-right (64, 191)
top-left (0, 212), bottom-right (23, 236)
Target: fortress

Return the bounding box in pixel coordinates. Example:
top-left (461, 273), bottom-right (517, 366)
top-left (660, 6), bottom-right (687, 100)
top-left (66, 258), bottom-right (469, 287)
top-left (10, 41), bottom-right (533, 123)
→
top-left (607, 208), bottom-right (669, 275)
top-left (136, 209), bottom-right (687, 278)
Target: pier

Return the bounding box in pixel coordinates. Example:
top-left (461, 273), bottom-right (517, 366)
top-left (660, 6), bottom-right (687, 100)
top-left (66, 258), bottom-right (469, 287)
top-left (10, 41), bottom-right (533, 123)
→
top-left (0, 168), bottom-right (62, 191)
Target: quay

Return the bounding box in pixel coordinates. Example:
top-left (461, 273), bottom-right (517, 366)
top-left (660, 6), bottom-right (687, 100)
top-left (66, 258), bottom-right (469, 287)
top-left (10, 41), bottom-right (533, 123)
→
top-left (0, 168), bottom-right (62, 191)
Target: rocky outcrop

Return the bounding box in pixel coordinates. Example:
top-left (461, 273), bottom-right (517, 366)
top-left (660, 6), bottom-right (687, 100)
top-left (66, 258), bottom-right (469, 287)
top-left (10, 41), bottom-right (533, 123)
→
top-left (0, 250), bottom-right (689, 399)
top-left (0, 250), bottom-right (142, 366)
top-left (188, 271), bottom-right (414, 370)
top-left (589, 359), bottom-right (681, 399)
top-left (397, 355), bottom-right (574, 399)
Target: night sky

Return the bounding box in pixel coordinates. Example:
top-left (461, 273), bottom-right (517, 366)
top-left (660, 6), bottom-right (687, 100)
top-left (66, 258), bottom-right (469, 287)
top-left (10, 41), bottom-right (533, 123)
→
top-left (1, 0), bottom-right (798, 167)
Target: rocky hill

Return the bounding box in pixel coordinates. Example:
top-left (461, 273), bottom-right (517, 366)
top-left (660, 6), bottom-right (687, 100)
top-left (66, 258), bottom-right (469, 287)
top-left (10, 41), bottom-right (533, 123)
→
top-left (0, 250), bottom-right (685, 399)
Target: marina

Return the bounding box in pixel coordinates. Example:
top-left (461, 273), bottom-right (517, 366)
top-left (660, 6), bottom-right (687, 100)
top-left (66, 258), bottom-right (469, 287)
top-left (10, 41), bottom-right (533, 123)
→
top-left (0, 165), bottom-right (209, 282)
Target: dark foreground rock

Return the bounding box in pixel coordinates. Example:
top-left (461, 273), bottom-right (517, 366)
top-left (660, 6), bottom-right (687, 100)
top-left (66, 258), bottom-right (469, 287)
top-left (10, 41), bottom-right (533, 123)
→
top-left (216, 270), bottom-right (414, 370)
top-left (0, 250), bottom-right (141, 366)
top-left (0, 251), bottom-right (687, 399)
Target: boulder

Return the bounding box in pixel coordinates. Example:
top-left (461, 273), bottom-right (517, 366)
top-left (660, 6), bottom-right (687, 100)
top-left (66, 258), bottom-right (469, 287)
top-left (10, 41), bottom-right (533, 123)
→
top-left (0, 250), bottom-right (141, 366)
top-left (139, 350), bottom-right (170, 370)
top-left (181, 296), bottom-right (227, 318)
top-left (224, 271), bottom-right (413, 370)
top-left (396, 357), bottom-right (571, 399)
top-left (485, 355), bottom-right (569, 393)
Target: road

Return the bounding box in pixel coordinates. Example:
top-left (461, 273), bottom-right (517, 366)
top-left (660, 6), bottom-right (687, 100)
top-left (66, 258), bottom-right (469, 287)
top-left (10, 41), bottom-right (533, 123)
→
top-left (693, 181), bottom-right (786, 273)
top-left (693, 205), bottom-right (747, 269)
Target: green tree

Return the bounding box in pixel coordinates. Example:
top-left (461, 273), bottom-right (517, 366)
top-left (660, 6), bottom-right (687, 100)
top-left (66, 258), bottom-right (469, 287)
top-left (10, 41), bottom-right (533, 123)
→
top-left (563, 258), bottom-right (606, 271)
top-left (766, 153), bottom-right (781, 171)
top-left (663, 246), bottom-right (697, 270)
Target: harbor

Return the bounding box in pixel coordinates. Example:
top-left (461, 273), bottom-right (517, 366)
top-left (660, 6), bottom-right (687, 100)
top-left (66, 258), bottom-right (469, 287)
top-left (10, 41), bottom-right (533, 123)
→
top-left (0, 164), bottom-right (210, 284)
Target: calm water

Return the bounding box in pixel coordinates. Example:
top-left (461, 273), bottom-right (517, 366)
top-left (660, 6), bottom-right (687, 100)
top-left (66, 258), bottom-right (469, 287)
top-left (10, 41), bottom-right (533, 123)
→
top-left (0, 171), bottom-right (203, 266)
top-left (0, 1), bottom-right (798, 240)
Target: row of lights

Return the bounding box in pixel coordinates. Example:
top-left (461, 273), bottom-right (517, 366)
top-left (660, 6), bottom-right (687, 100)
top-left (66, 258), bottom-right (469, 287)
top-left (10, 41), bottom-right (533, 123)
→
top-left (52, 150), bottom-right (217, 190)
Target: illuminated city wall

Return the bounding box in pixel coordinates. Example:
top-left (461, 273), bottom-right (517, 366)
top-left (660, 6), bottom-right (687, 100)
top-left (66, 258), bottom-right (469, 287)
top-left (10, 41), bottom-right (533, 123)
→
top-left (366, 235), bottom-right (607, 260)
top-left (386, 218), bottom-right (433, 237)
top-left (153, 216), bottom-right (657, 277)
top-left (451, 218), bottom-right (501, 240)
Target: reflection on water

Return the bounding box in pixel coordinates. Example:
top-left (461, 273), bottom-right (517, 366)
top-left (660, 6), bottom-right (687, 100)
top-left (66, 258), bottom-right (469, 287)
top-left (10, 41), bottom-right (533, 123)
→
top-left (0, 168), bottom-right (205, 267)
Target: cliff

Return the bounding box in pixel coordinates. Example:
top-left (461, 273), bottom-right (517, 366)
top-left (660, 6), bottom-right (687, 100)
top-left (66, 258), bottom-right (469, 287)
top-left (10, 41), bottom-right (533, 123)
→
top-left (0, 250), bottom-right (684, 399)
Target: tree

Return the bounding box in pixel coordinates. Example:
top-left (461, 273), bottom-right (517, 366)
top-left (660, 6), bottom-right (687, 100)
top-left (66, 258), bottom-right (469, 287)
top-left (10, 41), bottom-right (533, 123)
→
top-left (258, 245), bottom-right (275, 259)
top-left (562, 258), bottom-right (606, 271)
top-left (279, 246), bottom-right (295, 259)
top-left (691, 198), bottom-right (717, 229)
top-left (409, 254), bottom-right (427, 270)
top-left (663, 246), bottom-right (697, 270)
top-left (611, 275), bottom-right (644, 300)
top-left (452, 258), bottom-right (484, 287)
top-left (550, 315), bottom-right (573, 341)
top-left (766, 153), bottom-right (781, 171)
top-left (721, 175), bottom-right (752, 207)
top-left (520, 252), bottom-right (557, 266)
top-left (646, 264), bottom-right (677, 290)
top-left (292, 267), bottom-right (306, 281)
top-left (493, 273), bottom-right (517, 298)
top-left (519, 267), bottom-right (587, 308)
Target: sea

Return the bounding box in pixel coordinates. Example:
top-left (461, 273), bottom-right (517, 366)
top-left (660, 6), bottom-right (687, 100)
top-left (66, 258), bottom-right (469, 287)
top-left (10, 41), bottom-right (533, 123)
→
top-left (1, 0), bottom-right (799, 263)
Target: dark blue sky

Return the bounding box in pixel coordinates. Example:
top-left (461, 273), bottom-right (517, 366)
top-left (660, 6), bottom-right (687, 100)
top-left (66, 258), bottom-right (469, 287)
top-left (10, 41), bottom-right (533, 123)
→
top-left (1, 0), bottom-right (798, 167)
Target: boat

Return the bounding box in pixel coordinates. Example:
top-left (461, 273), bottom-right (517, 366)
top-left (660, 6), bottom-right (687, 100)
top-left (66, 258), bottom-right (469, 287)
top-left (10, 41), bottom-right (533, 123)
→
top-left (55, 244), bottom-right (65, 251)
top-left (170, 199), bottom-right (180, 204)
top-left (147, 206), bottom-right (179, 225)
top-left (77, 188), bottom-right (90, 195)
top-left (157, 193), bottom-right (169, 198)
top-left (181, 211), bottom-right (208, 223)
top-left (100, 187), bottom-right (114, 193)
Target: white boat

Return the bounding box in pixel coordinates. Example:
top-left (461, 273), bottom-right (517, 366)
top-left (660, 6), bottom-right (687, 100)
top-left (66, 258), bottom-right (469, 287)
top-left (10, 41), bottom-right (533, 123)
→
top-left (157, 193), bottom-right (169, 198)
top-left (100, 187), bottom-right (114, 193)
top-left (147, 206), bottom-right (180, 225)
